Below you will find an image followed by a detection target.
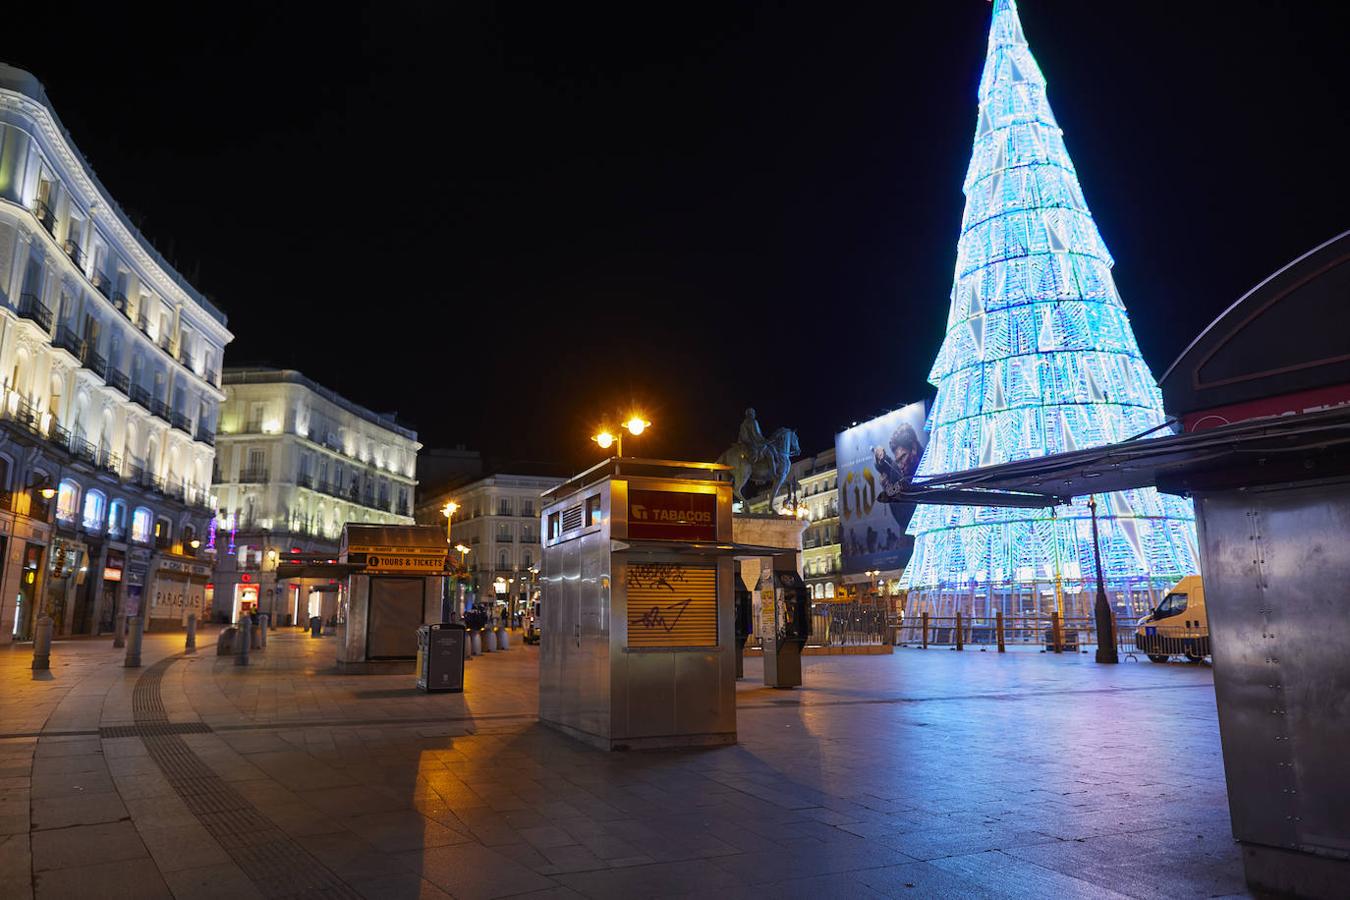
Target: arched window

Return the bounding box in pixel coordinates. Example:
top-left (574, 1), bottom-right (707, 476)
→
top-left (498, 550), bottom-right (508, 570)
top-left (131, 507), bottom-right (153, 543)
top-left (154, 516), bottom-right (172, 548)
top-left (522, 551), bottom-right (532, 569)
top-left (824, 582), bottom-right (835, 599)
top-left (56, 479), bottom-right (80, 524)
top-left (108, 499), bottom-right (127, 539)
top-left (82, 489), bottom-right (106, 531)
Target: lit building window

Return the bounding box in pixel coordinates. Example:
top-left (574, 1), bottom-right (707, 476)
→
top-left (56, 479), bottom-right (80, 524)
top-left (82, 489), bottom-right (106, 531)
top-left (131, 507), bottom-right (153, 543)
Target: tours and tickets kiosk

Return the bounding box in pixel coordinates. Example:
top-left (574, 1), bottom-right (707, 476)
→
top-left (539, 458), bottom-right (747, 751)
top-left (335, 525), bottom-right (448, 673)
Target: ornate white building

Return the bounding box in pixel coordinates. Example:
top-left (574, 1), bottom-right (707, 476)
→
top-left (212, 368), bottom-right (419, 622)
top-left (0, 64), bottom-right (232, 640)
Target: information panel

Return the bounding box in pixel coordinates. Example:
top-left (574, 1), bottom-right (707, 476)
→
top-left (626, 562), bottom-right (717, 648)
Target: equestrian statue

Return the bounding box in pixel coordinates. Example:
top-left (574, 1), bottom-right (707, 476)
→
top-left (716, 408), bottom-right (800, 508)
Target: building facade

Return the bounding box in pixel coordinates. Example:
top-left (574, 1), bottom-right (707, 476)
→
top-left (211, 368), bottom-right (419, 623)
top-left (0, 64), bottom-right (231, 641)
top-left (747, 447), bottom-right (842, 601)
top-left (415, 469), bottom-right (564, 620)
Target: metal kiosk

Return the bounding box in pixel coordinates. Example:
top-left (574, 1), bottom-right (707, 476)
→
top-left (757, 565), bottom-right (811, 688)
top-left (539, 458), bottom-right (746, 750)
top-left (335, 525), bottom-right (449, 674)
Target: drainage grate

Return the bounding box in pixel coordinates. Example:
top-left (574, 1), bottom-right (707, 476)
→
top-left (100, 722), bottom-right (213, 738)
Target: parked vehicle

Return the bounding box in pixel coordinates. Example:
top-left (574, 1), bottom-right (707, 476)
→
top-left (1135, 575), bottom-right (1209, 663)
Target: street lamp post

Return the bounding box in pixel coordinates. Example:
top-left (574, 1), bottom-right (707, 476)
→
top-left (592, 414), bottom-right (651, 458)
top-left (1088, 494), bottom-right (1118, 663)
top-left (440, 501), bottom-right (459, 623)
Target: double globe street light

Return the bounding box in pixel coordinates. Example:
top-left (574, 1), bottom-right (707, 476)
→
top-left (591, 414), bottom-right (651, 458)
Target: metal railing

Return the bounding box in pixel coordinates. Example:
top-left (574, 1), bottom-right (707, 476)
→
top-left (63, 239), bottom-right (84, 269)
top-left (54, 324), bottom-right (82, 357)
top-left (107, 368), bottom-right (130, 395)
top-left (17, 293), bottom-right (53, 331)
top-left (149, 398), bottom-right (172, 422)
top-left (31, 199), bottom-right (56, 235)
top-left (194, 426), bottom-right (215, 446)
top-left (112, 291), bottom-right (131, 318)
top-left (130, 384), bottom-right (152, 409)
top-left (170, 411), bottom-right (193, 434)
top-left (237, 467), bottom-right (270, 484)
top-left (896, 610), bottom-right (1209, 662)
top-left (92, 271), bottom-right (112, 297)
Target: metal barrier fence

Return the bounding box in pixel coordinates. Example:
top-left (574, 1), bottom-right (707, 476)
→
top-left (748, 600), bottom-right (889, 650)
top-left (898, 611), bottom-right (1210, 662)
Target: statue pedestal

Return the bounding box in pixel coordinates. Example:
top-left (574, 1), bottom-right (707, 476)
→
top-left (732, 513), bottom-right (807, 644)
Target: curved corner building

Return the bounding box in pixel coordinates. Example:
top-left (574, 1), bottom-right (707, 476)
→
top-left (902, 0), bottom-right (1199, 619)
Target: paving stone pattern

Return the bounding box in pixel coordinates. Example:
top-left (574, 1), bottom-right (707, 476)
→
top-left (0, 627), bottom-right (1250, 898)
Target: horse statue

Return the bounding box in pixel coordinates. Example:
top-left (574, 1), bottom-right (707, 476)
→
top-left (717, 425), bottom-right (800, 507)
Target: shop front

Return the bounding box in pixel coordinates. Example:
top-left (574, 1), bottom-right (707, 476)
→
top-left (152, 555), bottom-right (211, 629)
top-left (44, 537), bottom-right (87, 637)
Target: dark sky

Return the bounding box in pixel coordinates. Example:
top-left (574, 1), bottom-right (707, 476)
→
top-left (7, 2), bottom-right (1347, 471)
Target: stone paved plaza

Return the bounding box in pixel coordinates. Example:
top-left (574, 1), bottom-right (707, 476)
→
top-left (0, 628), bottom-right (1247, 899)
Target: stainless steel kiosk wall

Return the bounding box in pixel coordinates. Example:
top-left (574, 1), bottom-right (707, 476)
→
top-left (1198, 478), bottom-right (1350, 897)
top-left (540, 460), bottom-right (737, 750)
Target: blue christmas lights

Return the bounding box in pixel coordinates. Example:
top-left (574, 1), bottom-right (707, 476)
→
top-left (903, 0), bottom-right (1199, 595)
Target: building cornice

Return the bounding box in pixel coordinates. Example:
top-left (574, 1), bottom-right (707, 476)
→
top-left (0, 82), bottom-right (231, 339)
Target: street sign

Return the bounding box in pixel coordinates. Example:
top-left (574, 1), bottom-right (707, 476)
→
top-left (364, 552), bottom-right (446, 575)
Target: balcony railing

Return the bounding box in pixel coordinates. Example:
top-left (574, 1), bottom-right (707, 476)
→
top-left (205, 369), bottom-right (220, 387)
top-left (295, 472), bottom-right (314, 489)
top-left (112, 292), bottom-right (131, 318)
top-left (54, 324), bottom-right (82, 358)
top-left (130, 384), bottom-right (151, 409)
top-left (194, 426), bottom-right (215, 446)
top-left (107, 368), bottom-right (130, 396)
top-left (31, 199), bottom-right (56, 235)
top-left (170, 411), bottom-right (192, 434)
top-left (149, 398), bottom-right (172, 422)
top-left (63, 239), bottom-right (84, 269)
top-left (83, 349), bottom-right (107, 379)
top-left (237, 468), bottom-right (270, 484)
top-left (136, 313), bottom-right (150, 334)
top-left (91, 271), bottom-right (112, 298)
top-left (17, 293), bottom-right (53, 332)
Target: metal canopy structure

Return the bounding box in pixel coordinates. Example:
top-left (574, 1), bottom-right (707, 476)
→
top-left (889, 405), bottom-right (1350, 509)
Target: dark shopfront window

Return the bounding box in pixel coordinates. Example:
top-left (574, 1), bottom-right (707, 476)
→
top-left (13, 542), bottom-right (42, 640)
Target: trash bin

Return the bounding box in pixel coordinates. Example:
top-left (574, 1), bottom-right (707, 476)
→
top-left (310, 615), bottom-right (322, 638)
top-left (416, 623), bottom-right (467, 693)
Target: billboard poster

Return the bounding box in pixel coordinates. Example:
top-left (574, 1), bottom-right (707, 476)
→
top-left (835, 400), bottom-right (928, 576)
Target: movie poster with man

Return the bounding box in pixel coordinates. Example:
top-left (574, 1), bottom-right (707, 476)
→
top-left (835, 400), bottom-right (929, 576)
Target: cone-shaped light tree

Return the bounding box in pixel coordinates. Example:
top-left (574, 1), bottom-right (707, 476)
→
top-left (903, 0), bottom-right (1199, 612)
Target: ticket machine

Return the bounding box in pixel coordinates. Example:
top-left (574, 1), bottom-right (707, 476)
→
top-left (759, 564), bottom-right (811, 689)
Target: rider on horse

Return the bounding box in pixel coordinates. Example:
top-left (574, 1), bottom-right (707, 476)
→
top-left (739, 407), bottom-right (767, 466)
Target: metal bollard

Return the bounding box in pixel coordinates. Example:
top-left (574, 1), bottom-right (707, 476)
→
top-left (483, 627), bottom-right (496, 652)
top-left (124, 616), bottom-right (144, 668)
top-left (497, 623), bottom-right (510, 651)
top-left (113, 612), bottom-right (126, 648)
top-left (249, 617), bottom-right (261, 649)
top-left (1051, 611), bottom-right (1064, 654)
top-left (258, 614), bottom-right (268, 650)
top-left (32, 615), bottom-right (53, 670)
top-left (470, 629), bottom-right (482, 656)
top-left (236, 617), bottom-right (252, 666)
top-left (185, 613), bottom-right (197, 653)
top-left (955, 611), bottom-right (964, 651)
top-left (921, 611), bottom-right (929, 649)
top-left (996, 611), bottom-right (1005, 653)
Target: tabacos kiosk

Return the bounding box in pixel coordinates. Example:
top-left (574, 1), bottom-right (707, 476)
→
top-left (539, 458), bottom-right (797, 750)
top-left (335, 525), bottom-right (448, 673)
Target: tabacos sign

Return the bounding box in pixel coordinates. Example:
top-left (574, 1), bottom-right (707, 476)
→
top-left (628, 489), bottom-right (717, 541)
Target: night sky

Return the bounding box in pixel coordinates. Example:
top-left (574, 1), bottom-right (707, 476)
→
top-left (6, 2), bottom-right (1346, 471)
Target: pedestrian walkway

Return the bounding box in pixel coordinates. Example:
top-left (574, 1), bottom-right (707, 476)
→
top-left (0, 627), bottom-right (1247, 898)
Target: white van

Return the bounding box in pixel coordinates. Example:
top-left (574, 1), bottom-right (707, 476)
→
top-left (1134, 575), bottom-right (1210, 663)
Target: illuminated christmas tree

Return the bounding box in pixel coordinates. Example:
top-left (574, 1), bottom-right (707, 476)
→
top-left (902, 0), bottom-right (1198, 615)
